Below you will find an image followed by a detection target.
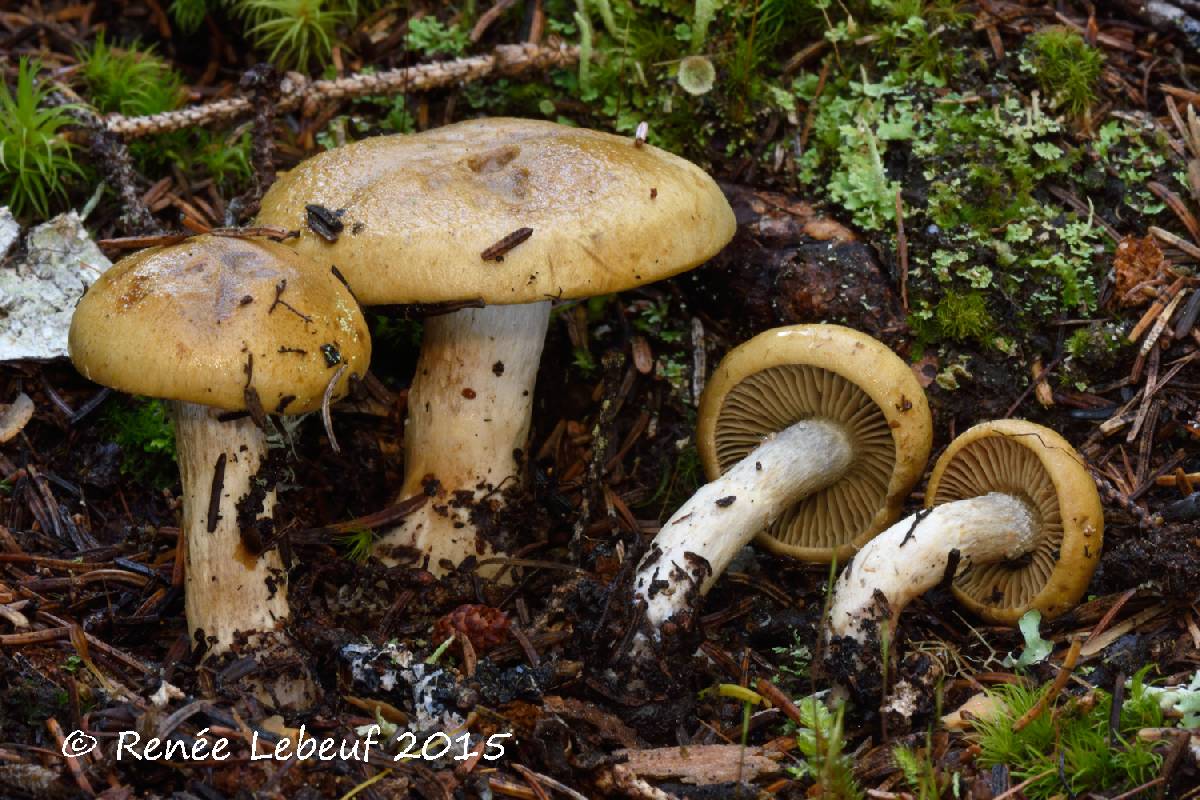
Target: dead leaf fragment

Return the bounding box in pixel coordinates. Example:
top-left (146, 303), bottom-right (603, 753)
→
top-left (1112, 235), bottom-right (1165, 308)
top-left (0, 393), bottom-right (34, 444)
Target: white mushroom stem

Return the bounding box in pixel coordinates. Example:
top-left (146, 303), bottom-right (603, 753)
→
top-left (374, 301), bottom-right (551, 574)
top-left (172, 401), bottom-right (289, 655)
top-left (633, 419), bottom-right (854, 632)
top-left (827, 493), bottom-right (1037, 644)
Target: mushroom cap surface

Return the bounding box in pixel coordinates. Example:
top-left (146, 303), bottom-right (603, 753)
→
top-left (697, 324), bottom-right (933, 561)
top-left (255, 117), bottom-right (736, 305)
top-left (926, 419), bottom-right (1103, 625)
top-left (69, 234), bottom-right (370, 414)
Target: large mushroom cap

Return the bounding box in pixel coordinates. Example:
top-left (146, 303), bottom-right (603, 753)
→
top-left (255, 117), bottom-right (736, 305)
top-left (926, 419), bottom-right (1102, 624)
top-left (69, 234), bottom-right (370, 414)
top-left (697, 324), bottom-right (932, 561)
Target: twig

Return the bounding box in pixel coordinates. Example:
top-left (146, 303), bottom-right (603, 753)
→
top-left (895, 188), bottom-right (909, 312)
top-left (322, 363), bottom-right (350, 454)
top-left (1012, 638), bottom-right (1082, 731)
top-left (103, 44), bottom-right (578, 139)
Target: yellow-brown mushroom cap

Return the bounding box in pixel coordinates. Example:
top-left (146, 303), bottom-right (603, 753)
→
top-left (926, 419), bottom-right (1103, 625)
top-left (255, 117), bottom-right (736, 306)
top-left (697, 324), bottom-right (933, 562)
top-left (69, 235), bottom-right (370, 414)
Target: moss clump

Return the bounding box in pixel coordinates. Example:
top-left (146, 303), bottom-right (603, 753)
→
top-left (1023, 27), bottom-right (1103, 118)
top-left (77, 35), bottom-right (184, 117)
top-left (930, 292), bottom-right (994, 344)
top-left (0, 59), bottom-right (84, 220)
top-left (101, 398), bottom-right (178, 489)
top-left (971, 669), bottom-right (1166, 799)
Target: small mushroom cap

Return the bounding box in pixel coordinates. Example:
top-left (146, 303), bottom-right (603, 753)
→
top-left (255, 118), bottom-right (736, 305)
top-left (697, 324), bottom-right (933, 561)
top-left (925, 419), bottom-right (1103, 625)
top-left (69, 235), bottom-right (370, 414)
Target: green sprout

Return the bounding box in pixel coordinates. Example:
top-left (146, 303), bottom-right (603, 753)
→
top-left (0, 59), bottom-right (84, 220)
top-left (337, 526), bottom-right (375, 562)
top-left (236, 0), bottom-right (351, 70)
top-left (786, 694), bottom-right (863, 799)
top-left (170, 0), bottom-right (214, 33)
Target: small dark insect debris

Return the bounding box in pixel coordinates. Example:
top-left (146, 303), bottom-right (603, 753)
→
top-left (243, 386), bottom-right (268, 429)
top-left (899, 507), bottom-right (932, 547)
top-left (755, 461), bottom-right (762, 471)
top-left (492, 361), bottom-right (505, 376)
top-left (240, 295), bottom-right (254, 306)
top-left (481, 227), bottom-right (533, 262)
top-left (207, 454), bottom-right (227, 533)
top-left (462, 387), bottom-right (477, 399)
top-left (320, 343), bottom-right (342, 367)
top-left (276, 395), bottom-right (295, 414)
top-left (305, 203), bottom-right (345, 242)
top-left (268, 279), bottom-right (313, 322)
top-left (715, 495), bottom-right (736, 507)
top-left (330, 264), bottom-right (358, 302)
top-left (650, 187), bottom-right (658, 200)
top-left (351, 221), bottom-right (365, 235)
top-left (422, 476), bottom-right (442, 496)
top-left (278, 346), bottom-right (306, 355)
top-left (937, 548), bottom-right (962, 591)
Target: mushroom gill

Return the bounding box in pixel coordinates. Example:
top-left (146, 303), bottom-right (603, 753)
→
top-left (713, 365), bottom-right (896, 553)
top-left (931, 434), bottom-right (1062, 613)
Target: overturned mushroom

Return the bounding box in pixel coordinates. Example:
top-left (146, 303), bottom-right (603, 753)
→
top-left (632, 324), bottom-right (932, 634)
top-left (69, 235), bottom-right (369, 673)
top-left (257, 118), bottom-right (735, 574)
top-left (827, 419), bottom-right (1103, 655)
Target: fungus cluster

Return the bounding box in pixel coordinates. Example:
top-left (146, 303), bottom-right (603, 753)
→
top-left (632, 324), bottom-right (933, 635)
top-left (62, 115), bottom-right (1107, 718)
top-left (256, 117), bottom-right (736, 575)
top-left (69, 234), bottom-right (369, 696)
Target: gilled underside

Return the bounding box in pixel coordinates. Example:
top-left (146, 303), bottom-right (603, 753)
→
top-left (931, 435), bottom-right (1062, 613)
top-left (713, 364), bottom-right (896, 555)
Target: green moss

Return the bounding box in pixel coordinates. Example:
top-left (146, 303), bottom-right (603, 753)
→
top-left (931, 292), bottom-right (994, 344)
top-left (77, 35), bottom-right (184, 117)
top-left (971, 669), bottom-right (1166, 799)
top-left (100, 398), bottom-right (178, 489)
top-left (1023, 27), bottom-right (1102, 117)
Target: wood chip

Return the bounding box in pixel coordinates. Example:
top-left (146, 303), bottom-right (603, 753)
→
top-left (615, 744), bottom-right (781, 785)
top-left (480, 227), bottom-right (533, 261)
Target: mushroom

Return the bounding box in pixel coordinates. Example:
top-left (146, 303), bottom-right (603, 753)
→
top-left (256, 118), bottom-right (735, 574)
top-left (69, 234), bottom-right (370, 662)
top-left (631, 324), bottom-right (933, 635)
top-left (827, 419), bottom-right (1103, 653)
